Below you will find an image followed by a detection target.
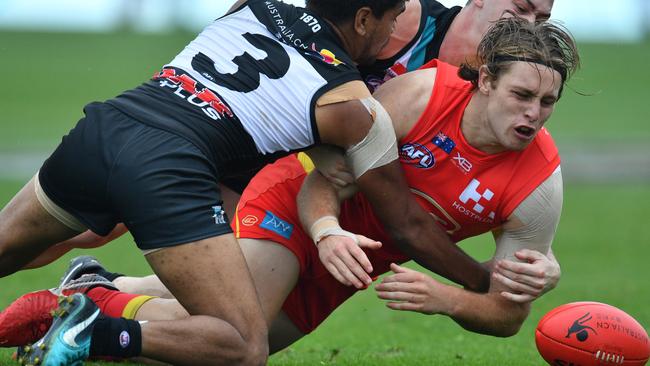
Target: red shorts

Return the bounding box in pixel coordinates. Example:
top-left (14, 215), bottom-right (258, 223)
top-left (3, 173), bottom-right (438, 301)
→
top-left (233, 154), bottom-right (407, 334)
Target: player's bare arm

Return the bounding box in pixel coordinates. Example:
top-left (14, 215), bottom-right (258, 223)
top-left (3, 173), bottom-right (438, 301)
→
top-left (313, 73), bottom-right (490, 292)
top-left (375, 170), bottom-right (563, 335)
top-left (375, 262), bottom-right (530, 337)
top-left (491, 168), bottom-right (563, 302)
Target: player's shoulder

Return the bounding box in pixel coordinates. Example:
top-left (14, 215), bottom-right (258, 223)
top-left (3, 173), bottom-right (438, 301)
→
top-left (528, 127), bottom-right (559, 163)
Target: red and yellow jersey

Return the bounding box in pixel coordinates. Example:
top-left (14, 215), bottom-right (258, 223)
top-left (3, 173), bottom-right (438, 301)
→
top-left (339, 59), bottom-right (560, 246)
top-left (233, 59), bottom-right (560, 333)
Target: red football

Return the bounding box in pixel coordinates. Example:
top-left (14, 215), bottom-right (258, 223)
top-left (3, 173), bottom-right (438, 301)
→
top-left (536, 302), bottom-right (650, 366)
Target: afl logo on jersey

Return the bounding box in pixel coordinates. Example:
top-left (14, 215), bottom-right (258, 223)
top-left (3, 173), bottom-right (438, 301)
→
top-left (400, 143), bottom-right (435, 169)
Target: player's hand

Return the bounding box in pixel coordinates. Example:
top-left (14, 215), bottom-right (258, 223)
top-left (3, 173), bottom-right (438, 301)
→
top-left (493, 249), bottom-right (561, 303)
top-left (317, 234), bottom-right (382, 289)
top-left (307, 145), bottom-right (355, 188)
top-left (375, 263), bottom-right (451, 315)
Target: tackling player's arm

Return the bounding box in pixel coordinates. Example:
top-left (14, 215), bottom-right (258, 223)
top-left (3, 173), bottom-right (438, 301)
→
top-left (376, 169), bottom-right (563, 336)
top-left (313, 78), bottom-right (490, 292)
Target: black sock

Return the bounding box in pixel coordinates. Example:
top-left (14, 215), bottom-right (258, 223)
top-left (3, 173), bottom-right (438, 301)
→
top-left (94, 269), bottom-right (125, 282)
top-left (89, 315), bottom-right (142, 358)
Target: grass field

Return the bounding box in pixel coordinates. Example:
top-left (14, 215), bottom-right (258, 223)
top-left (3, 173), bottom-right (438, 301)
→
top-left (1, 30), bottom-right (650, 365)
top-left (1, 181), bottom-right (649, 365)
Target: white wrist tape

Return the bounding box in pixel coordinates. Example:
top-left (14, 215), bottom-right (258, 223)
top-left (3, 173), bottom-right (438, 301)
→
top-left (345, 97), bottom-right (398, 179)
top-left (309, 215), bottom-right (358, 245)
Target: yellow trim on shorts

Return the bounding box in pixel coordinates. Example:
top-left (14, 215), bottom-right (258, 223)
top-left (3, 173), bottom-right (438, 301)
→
top-left (296, 152), bottom-right (315, 173)
top-left (234, 202), bottom-right (241, 239)
top-left (122, 295), bottom-right (156, 319)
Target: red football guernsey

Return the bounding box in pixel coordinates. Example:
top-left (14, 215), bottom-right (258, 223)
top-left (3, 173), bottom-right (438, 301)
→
top-left (339, 59), bottom-right (560, 245)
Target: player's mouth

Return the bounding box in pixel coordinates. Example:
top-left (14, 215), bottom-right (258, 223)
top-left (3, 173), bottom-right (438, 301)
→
top-left (513, 125), bottom-right (536, 140)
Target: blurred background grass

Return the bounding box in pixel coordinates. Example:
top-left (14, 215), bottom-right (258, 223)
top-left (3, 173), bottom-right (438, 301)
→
top-left (0, 23), bottom-right (649, 366)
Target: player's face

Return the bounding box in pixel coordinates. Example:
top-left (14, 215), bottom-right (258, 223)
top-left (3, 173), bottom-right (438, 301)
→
top-left (479, 0), bottom-right (553, 26)
top-left (357, 1), bottom-right (407, 65)
top-left (482, 62), bottom-right (562, 152)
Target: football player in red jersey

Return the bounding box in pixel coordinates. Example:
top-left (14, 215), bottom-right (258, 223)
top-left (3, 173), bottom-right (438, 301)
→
top-left (2, 17), bottom-right (579, 357)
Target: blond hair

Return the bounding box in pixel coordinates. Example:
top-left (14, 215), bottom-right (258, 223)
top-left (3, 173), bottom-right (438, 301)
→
top-left (459, 17), bottom-right (580, 97)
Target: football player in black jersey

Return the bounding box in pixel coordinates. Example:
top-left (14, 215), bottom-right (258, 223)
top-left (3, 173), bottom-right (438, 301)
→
top-left (0, 1), bottom-right (414, 365)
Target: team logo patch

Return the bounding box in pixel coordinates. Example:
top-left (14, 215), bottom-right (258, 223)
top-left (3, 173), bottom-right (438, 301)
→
top-left (241, 215), bottom-right (258, 226)
top-left (212, 205), bottom-right (226, 225)
top-left (432, 132), bottom-right (456, 154)
top-left (305, 43), bottom-right (344, 66)
top-left (399, 143), bottom-right (435, 169)
top-left (119, 331), bottom-right (131, 348)
top-left (566, 313), bottom-right (597, 342)
top-left (260, 211), bottom-right (294, 239)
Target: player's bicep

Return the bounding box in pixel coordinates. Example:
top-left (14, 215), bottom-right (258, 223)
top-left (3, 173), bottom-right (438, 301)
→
top-left (489, 168), bottom-right (563, 293)
top-left (493, 168), bottom-right (563, 259)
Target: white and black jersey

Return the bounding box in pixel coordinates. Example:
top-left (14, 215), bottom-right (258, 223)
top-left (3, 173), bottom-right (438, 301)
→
top-left (107, 0), bottom-right (362, 178)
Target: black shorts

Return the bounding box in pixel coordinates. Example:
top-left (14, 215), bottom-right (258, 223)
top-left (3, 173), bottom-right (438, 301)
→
top-left (39, 102), bottom-right (232, 250)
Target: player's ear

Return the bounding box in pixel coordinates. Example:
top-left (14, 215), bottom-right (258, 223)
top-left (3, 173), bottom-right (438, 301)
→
top-left (353, 6), bottom-right (374, 37)
top-left (477, 65), bottom-right (494, 94)
top-left (471, 0), bottom-right (485, 9)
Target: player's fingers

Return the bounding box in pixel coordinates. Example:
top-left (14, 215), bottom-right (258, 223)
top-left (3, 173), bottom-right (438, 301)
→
top-left (332, 253), bottom-right (368, 288)
top-left (323, 261), bottom-right (351, 287)
top-left (496, 260), bottom-right (545, 281)
top-left (492, 271), bottom-right (542, 296)
top-left (347, 244), bottom-right (374, 274)
top-left (334, 169), bottom-right (355, 185)
top-left (494, 268), bottom-right (544, 290)
top-left (386, 301), bottom-right (421, 312)
top-left (381, 272), bottom-right (418, 284)
top-left (500, 291), bottom-right (535, 303)
top-left (390, 263), bottom-right (410, 273)
top-left (356, 235), bottom-right (382, 250)
top-left (375, 281), bottom-right (419, 294)
top-left (376, 290), bottom-right (423, 303)
top-left (514, 249), bottom-right (544, 261)
top-left (497, 265), bottom-right (546, 289)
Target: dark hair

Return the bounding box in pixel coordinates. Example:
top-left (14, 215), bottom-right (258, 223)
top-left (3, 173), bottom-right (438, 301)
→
top-left (459, 17), bottom-right (580, 98)
top-left (306, 0), bottom-right (404, 25)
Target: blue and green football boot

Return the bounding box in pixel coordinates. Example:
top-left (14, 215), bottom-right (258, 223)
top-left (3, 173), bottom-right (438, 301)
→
top-left (17, 293), bottom-right (99, 366)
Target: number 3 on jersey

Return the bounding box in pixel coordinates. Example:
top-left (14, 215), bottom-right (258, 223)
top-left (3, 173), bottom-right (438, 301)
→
top-left (191, 32), bottom-right (290, 93)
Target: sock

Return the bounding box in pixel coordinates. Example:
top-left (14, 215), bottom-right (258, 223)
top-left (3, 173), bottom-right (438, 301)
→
top-left (94, 269), bottom-right (125, 282)
top-left (89, 315), bottom-right (142, 358)
top-left (86, 287), bottom-right (156, 319)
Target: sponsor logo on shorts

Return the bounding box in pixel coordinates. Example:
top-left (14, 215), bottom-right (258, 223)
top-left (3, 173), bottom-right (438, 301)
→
top-left (260, 211), bottom-right (294, 239)
top-left (241, 215), bottom-right (258, 226)
top-left (119, 331), bottom-right (131, 348)
top-left (399, 143), bottom-right (435, 169)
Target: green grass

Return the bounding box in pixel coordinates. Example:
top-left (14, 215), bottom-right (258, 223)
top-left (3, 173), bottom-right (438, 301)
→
top-left (0, 31), bottom-right (649, 150)
top-left (1, 30), bottom-right (649, 365)
top-left (1, 180), bottom-right (649, 365)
